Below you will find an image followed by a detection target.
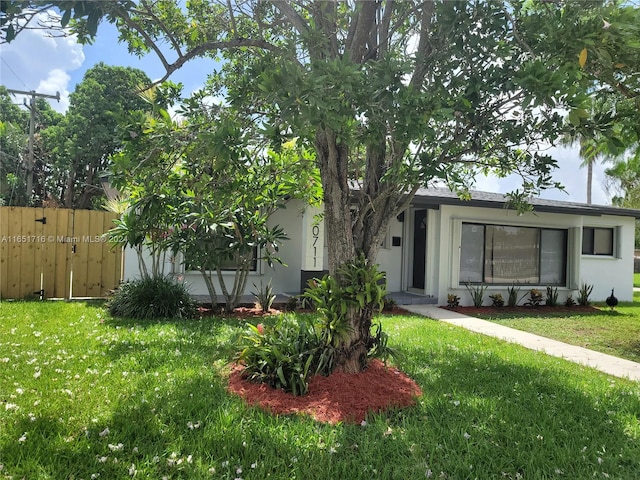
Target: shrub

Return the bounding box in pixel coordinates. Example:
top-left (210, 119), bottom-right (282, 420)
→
top-left (526, 288), bottom-right (543, 307)
top-left (107, 276), bottom-right (198, 319)
top-left (236, 313), bottom-right (399, 397)
top-left (237, 317), bottom-right (321, 396)
top-left (252, 280), bottom-right (276, 312)
top-left (489, 293), bottom-right (504, 307)
top-left (447, 293), bottom-right (460, 308)
top-left (507, 283), bottom-right (520, 307)
top-left (285, 295), bottom-right (300, 312)
top-left (303, 255), bottom-right (389, 368)
top-left (564, 295), bottom-right (576, 307)
top-left (577, 283), bottom-right (594, 306)
top-left (383, 295), bottom-right (397, 312)
top-left (545, 286), bottom-right (559, 306)
top-left (465, 282), bottom-right (487, 307)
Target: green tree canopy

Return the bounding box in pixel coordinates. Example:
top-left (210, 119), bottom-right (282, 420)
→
top-left (41, 62), bottom-right (151, 209)
top-left (0, 86), bottom-right (63, 206)
top-left (109, 90), bottom-right (321, 311)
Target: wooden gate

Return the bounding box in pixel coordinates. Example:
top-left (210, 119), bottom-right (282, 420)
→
top-left (0, 207), bottom-right (122, 299)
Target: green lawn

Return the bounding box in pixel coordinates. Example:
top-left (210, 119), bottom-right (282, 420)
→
top-left (477, 292), bottom-right (640, 363)
top-left (635, 272), bottom-right (640, 288)
top-left (1, 301), bottom-right (639, 479)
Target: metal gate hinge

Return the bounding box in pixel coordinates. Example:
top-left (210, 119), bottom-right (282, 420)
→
top-left (35, 217), bottom-right (47, 224)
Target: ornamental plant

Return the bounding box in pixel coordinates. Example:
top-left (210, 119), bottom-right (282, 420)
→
top-left (447, 294), bottom-right (460, 308)
top-left (577, 283), bottom-right (594, 306)
top-left (237, 317), bottom-right (321, 396)
top-left (526, 289), bottom-right (544, 307)
top-left (507, 283), bottom-right (521, 307)
top-left (465, 283), bottom-right (487, 308)
top-left (545, 286), bottom-right (559, 306)
top-left (489, 293), bottom-right (505, 308)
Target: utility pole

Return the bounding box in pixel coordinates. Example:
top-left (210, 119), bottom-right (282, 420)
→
top-left (6, 88), bottom-right (60, 206)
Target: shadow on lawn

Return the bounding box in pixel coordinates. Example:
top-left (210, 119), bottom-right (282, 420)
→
top-left (2, 315), bottom-right (639, 479)
top-left (4, 346), bottom-right (638, 479)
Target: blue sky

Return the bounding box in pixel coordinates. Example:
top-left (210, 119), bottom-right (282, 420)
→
top-left (0, 12), bottom-right (612, 206)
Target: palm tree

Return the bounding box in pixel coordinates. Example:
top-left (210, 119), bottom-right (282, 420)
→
top-left (560, 95), bottom-right (629, 204)
top-left (560, 133), bottom-right (607, 205)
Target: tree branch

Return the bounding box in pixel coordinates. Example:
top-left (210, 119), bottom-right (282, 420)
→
top-left (117, 10), bottom-right (173, 73)
top-left (271, 1), bottom-right (310, 38)
top-left (409, 1), bottom-right (435, 91)
top-left (138, 0), bottom-right (183, 58)
top-left (347, 0), bottom-right (378, 63)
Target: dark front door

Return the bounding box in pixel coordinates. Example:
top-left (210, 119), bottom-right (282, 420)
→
top-left (412, 209), bottom-right (427, 290)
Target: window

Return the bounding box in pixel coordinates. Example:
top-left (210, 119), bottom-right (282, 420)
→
top-left (185, 246), bottom-right (258, 272)
top-left (582, 227), bottom-right (614, 256)
top-left (460, 223), bottom-right (567, 285)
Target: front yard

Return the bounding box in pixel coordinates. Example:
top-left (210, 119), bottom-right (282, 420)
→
top-left (1, 301), bottom-right (639, 479)
top-left (475, 292), bottom-right (640, 363)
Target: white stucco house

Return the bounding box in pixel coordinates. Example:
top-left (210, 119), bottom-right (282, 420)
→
top-left (123, 187), bottom-right (640, 305)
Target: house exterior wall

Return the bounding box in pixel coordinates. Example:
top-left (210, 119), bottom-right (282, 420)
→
top-left (122, 199), bottom-right (324, 299)
top-left (375, 215), bottom-right (405, 293)
top-left (429, 205), bottom-right (635, 305)
top-left (122, 198), bottom-right (636, 305)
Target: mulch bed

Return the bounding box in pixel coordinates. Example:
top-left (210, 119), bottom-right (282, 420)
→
top-left (220, 302), bottom-right (600, 424)
top-left (227, 359), bottom-right (422, 424)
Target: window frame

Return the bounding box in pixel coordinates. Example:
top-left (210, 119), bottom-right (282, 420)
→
top-left (183, 246), bottom-right (260, 274)
top-left (459, 222), bottom-right (568, 286)
top-left (581, 227), bottom-right (615, 256)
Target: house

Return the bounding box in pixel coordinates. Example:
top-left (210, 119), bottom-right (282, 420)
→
top-left (123, 187), bottom-right (640, 305)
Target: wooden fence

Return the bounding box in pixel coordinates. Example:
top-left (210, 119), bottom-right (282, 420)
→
top-left (0, 207), bottom-right (122, 299)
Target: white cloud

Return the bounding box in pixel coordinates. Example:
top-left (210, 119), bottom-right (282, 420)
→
top-left (35, 68), bottom-right (71, 111)
top-left (1, 13), bottom-right (84, 112)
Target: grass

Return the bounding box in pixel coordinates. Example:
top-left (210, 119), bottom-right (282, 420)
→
top-left (1, 301), bottom-right (639, 479)
top-left (634, 272), bottom-right (640, 288)
top-left (476, 292), bottom-right (640, 363)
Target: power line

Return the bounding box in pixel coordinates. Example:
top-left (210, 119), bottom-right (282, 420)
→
top-left (1, 57), bottom-right (28, 89)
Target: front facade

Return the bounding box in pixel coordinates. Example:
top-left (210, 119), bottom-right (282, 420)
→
top-left (123, 188), bottom-right (640, 305)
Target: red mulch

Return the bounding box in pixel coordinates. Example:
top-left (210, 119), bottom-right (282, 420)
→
top-left (227, 359), bottom-right (422, 424)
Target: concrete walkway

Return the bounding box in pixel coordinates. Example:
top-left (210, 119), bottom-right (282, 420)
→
top-left (401, 304), bottom-right (640, 382)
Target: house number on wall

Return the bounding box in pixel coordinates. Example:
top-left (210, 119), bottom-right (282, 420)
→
top-left (312, 224), bottom-right (320, 268)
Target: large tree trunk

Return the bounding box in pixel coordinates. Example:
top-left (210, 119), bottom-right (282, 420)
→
top-left (315, 127), bottom-right (354, 274)
top-left (315, 127), bottom-right (368, 373)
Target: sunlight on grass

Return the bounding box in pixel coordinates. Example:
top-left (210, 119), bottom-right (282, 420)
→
top-left (1, 301), bottom-right (639, 479)
top-left (635, 272), bottom-right (640, 288)
top-left (479, 293), bottom-right (640, 363)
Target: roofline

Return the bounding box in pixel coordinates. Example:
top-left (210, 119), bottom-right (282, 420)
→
top-left (407, 188), bottom-right (640, 219)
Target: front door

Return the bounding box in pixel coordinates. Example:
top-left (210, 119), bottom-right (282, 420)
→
top-left (412, 209), bottom-right (427, 290)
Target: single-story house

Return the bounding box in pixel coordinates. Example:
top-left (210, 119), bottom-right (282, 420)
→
top-left (123, 187), bottom-right (640, 305)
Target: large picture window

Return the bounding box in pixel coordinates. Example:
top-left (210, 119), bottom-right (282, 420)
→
top-left (460, 223), bottom-right (567, 285)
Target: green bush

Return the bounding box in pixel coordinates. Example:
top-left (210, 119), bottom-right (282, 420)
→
top-left (489, 293), bottom-right (504, 307)
top-left (577, 283), bottom-right (594, 306)
top-left (545, 286), bottom-right (559, 306)
top-left (237, 317), bottom-right (322, 396)
top-left (107, 276), bottom-right (199, 320)
top-left (507, 283), bottom-right (520, 307)
top-left (465, 282), bottom-right (487, 307)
